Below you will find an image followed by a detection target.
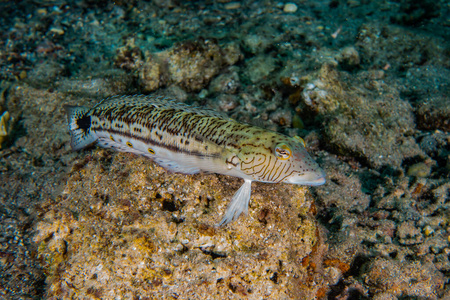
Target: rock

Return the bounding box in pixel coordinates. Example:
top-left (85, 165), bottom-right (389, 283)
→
top-left (0, 111), bottom-right (10, 148)
top-left (217, 94), bottom-right (239, 112)
top-left (401, 66), bottom-right (450, 132)
top-left (209, 70), bottom-right (240, 94)
top-left (161, 39), bottom-right (229, 92)
top-left (34, 151), bottom-right (325, 298)
top-left (243, 34), bottom-right (272, 54)
top-left (115, 43), bottom-right (144, 72)
top-left (396, 221), bottom-right (423, 245)
top-left (416, 95), bottom-right (450, 132)
top-left (224, 2), bottom-right (241, 10)
top-left (55, 72), bottom-right (132, 97)
top-left (139, 54), bottom-right (166, 92)
top-left (303, 64), bottom-right (425, 169)
top-left (118, 39), bottom-right (242, 93)
top-left (362, 257), bottom-right (445, 298)
top-left (25, 60), bottom-right (65, 87)
top-left (336, 46), bottom-right (360, 69)
top-left (283, 3), bottom-right (298, 13)
top-left (269, 109), bottom-right (293, 127)
top-left (406, 161), bottom-right (432, 178)
top-left (244, 55), bottom-right (277, 84)
top-left (355, 23), bottom-right (446, 72)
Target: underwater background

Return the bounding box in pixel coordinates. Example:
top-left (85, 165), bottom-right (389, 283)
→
top-left (0, 0), bottom-right (449, 299)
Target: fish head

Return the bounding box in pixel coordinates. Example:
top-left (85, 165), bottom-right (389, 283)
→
top-left (238, 134), bottom-right (326, 185)
top-left (276, 136), bottom-right (326, 185)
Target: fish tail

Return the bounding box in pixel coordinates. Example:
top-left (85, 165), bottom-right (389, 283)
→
top-left (64, 105), bottom-right (97, 150)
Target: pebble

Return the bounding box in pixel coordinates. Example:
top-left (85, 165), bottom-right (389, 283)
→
top-left (224, 2), bottom-right (241, 10)
top-left (217, 95), bottom-right (239, 112)
top-left (406, 162), bottom-right (432, 178)
top-left (36, 8), bottom-right (47, 15)
top-left (283, 3), bottom-right (298, 13)
top-left (423, 225), bottom-right (434, 236)
top-left (49, 27), bottom-right (64, 35)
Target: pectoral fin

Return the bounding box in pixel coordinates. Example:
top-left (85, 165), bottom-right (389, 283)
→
top-left (217, 179), bottom-right (252, 226)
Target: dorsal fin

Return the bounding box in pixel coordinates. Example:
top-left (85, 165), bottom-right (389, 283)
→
top-left (95, 95), bottom-right (232, 120)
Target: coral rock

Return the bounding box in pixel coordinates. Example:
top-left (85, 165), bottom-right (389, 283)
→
top-left (34, 152), bottom-right (326, 299)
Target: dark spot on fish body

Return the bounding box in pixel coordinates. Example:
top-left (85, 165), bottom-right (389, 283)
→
top-left (229, 143), bottom-right (240, 149)
top-left (77, 115), bottom-right (91, 131)
top-left (168, 127), bottom-right (179, 135)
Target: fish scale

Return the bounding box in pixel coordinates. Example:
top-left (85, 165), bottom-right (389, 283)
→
top-left (65, 95), bottom-right (326, 225)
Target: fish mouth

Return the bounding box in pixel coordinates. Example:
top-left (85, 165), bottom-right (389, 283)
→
top-left (286, 168), bottom-right (326, 185)
top-left (308, 168), bottom-right (326, 185)
top-left (306, 175), bottom-right (326, 186)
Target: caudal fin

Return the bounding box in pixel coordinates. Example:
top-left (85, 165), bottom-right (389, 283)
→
top-left (64, 105), bottom-right (97, 150)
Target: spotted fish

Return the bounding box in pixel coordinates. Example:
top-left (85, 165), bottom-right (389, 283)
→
top-left (64, 95), bottom-right (326, 225)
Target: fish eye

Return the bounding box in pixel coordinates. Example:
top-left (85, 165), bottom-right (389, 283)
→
top-left (275, 143), bottom-right (292, 160)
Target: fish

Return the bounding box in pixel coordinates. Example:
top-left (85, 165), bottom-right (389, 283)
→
top-left (64, 95), bottom-right (326, 226)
